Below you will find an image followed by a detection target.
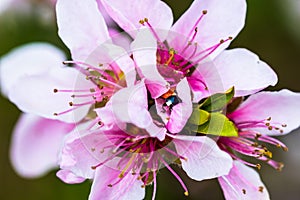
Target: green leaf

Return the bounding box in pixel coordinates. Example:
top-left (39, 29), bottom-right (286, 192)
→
top-left (196, 112), bottom-right (238, 137)
top-left (199, 87), bottom-right (235, 112)
top-left (188, 109), bottom-right (210, 125)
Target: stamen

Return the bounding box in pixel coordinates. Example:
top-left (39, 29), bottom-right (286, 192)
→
top-left (165, 48), bottom-right (175, 66)
top-left (68, 100), bottom-right (95, 107)
top-left (140, 18), bottom-right (167, 50)
top-left (118, 149), bottom-right (140, 178)
top-left (182, 37), bottom-right (232, 71)
top-left (91, 148), bottom-right (127, 170)
top-left (54, 88), bottom-right (97, 93)
top-left (180, 10), bottom-right (207, 54)
top-left (151, 171), bottom-right (157, 200)
top-left (159, 156), bottom-right (189, 196)
top-left (87, 75), bottom-right (123, 89)
top-left (158, 144), bottom-right (187, 161)
top-left (53, 106), bottom-right (82, 116)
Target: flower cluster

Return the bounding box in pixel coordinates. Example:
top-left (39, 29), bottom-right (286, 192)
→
top-left (1, 0), bottom-right (300, 200)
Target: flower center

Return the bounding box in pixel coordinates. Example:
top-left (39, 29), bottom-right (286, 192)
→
top-left (139, 12), bottom-right (233, 87)
top-left (53, 60), bottom-right (126, 117)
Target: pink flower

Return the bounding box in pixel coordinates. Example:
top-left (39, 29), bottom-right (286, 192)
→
top-left (217, 89), bottom-right (300, 199)
top-left (55, 78), bottom-right (233, 199)
top-left (1, 0), bottom-right (136, 124)
top-left (10, 113), bottom-right (75, 178)
top-left (96, 78), bottom-right (192, 140)
top-left (0, 43), bottom-right (78, 177)
top-left (57, 116), bottom-right (232, 200)
top-left (101, 0), bottom-right (278, 101)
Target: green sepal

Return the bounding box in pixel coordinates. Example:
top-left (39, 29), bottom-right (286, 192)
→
top-left (199, 87), bottom-right (235, 112)
top-left (196, 112), bottom-right (238, 137)
top-left (188, 108), bottom-right (210, 125)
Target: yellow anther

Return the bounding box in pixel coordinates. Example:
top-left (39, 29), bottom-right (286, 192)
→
top-left (256, 164), bottom-right (261, 170)
top-left (139, 19), bottom-right (145, 25)
top-left (184, 191), bottom-right (189, 196)
top-left (165, 48), bottom-right (175, 66)
top-left (118, 149), bottom-right (140, 178)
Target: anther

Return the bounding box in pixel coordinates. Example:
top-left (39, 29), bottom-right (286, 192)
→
top-left (69, 102), bottom-right (73, 106)
top-left (256, 164), bottom-right (261, 170)
top-left (53, 113), bottom-right (58, 116)
top-left (242, 189), bottom-right (246, 194)
top-left (107, 184), bottom-right (113, 187)
top-left (53, 89), bottom-right (58, 93)
top-left (255, 133), bottom-right (262, 140)
top-left (258, 186), bottom-right (264, 193)
top-left (184, 191), bottom-right (189, 196)
top-left (139, 19), bottom-right (145, 25)
top-left (202, 10), bottom-right (208, 15)
top-left (276, 163), bottom-right (284, 171)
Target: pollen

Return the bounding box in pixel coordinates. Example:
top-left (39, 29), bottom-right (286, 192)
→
top-left (184, 191), bottom-right (189, 196)
top-left (258, 186), bottom-right (264, 193)
top-left (256, 164), bottom-right (261, 170)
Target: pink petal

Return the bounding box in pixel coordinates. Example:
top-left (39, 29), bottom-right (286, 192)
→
top-left (145, 122), bottom-right (167, 141)
top-left (173, 135), bottom-right (232, 181)
top-left (56, 169), bottom-right (86, 184)
top-left (218, 161), bottom-right (269, 200)
top-left (56, 0), bottom-right (110, 61)
top-left (97, 81), bottom-right (166, 140)
top-left (8, 64), bottom-right (93, 123)
top-left (59, 125), bottom-right (116, 180)
top-left (229, 89), bottom-right (300, 135)
top-left (109, 28), bottom-right (133, 53)
top-left (10, 113), bottom-right (74, 178)
top-left (96, 0), bottom-right (116, 28)
top-left (109, 80), bottom-right (152, 128)
top-left (187, 69), bottom-right (211, 102)
top-left (99, 0), bottom-right (173, 39)
top-left (0, 43), bottom-right (65, 97)
top-left (131, 28), bottom-right (169, 98)
top-left (87, 43), bottom-right (136, 87)
top-left (210, 49), bottom-right (278, 96)
top-left (166, 78), bottom-right (193, 133)
top-left (89, 165), bottom-right (145, 200)
top-left (170, 0), bottom-right (246, 58)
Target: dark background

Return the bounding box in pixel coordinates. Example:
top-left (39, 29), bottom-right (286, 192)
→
top-left (1, 0), bottom-right (300, 199)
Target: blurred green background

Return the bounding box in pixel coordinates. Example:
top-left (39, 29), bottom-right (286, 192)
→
top-left (1, 0), bottom-right (300, 199)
